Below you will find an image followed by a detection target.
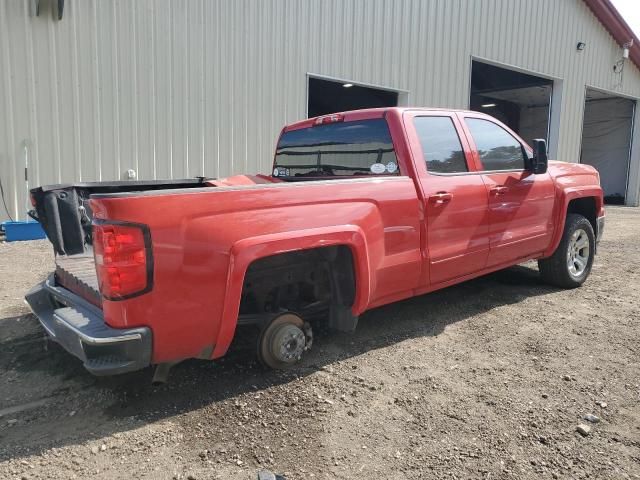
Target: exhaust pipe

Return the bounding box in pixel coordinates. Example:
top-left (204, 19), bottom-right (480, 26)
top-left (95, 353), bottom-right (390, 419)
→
top-left (151, 363), bottom-right (173, 385)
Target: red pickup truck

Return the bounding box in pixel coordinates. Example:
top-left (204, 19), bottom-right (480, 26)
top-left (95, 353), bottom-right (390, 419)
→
top-left (26, 108), bottom-right (604, 378)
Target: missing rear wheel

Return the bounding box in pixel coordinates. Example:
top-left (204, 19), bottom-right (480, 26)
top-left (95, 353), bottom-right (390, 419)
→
top-left (257, 313), bottom-right (313, 369)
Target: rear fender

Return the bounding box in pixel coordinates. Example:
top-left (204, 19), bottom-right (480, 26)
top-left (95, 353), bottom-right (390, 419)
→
top-left (212, 225), bottom-right (371, 358)
top-left (543, 187), bottom-right (603, 257)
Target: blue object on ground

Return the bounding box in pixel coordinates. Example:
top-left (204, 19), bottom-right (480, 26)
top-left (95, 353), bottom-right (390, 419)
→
top-left (1, 220), bottom-right (46, 241)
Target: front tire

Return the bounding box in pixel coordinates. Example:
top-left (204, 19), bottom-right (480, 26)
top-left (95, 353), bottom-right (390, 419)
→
top-left (538, 213), bottom-right (595, 288)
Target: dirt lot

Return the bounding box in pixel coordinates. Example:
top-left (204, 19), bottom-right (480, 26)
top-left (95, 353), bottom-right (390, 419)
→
top-left (0, 207), bottom-right (639, 480)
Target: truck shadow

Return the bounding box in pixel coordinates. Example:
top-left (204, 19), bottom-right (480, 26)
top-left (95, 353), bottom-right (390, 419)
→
top-left (0, 263), bottom-right (558, 462)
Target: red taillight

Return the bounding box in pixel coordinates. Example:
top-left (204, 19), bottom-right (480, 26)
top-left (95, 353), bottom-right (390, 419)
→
top-left (93, 222), bottom-right (152, 300)
top-left (314, 113), bottom-right (344, 125)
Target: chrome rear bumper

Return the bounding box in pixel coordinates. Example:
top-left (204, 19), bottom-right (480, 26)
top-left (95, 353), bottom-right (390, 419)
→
top-left (25, 274), bottom-right (151, 376)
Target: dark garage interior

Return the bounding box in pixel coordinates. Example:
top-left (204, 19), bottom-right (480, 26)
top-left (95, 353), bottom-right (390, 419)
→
top-left (470, 60), bottom-right (553, 144)
top-left (308, 77), bottom-right (398, 118)
top-left (580, 88), bottom-right (635, 204)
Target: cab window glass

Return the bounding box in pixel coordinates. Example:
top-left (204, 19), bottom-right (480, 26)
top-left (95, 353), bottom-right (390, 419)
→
top-left (465, 118), bottom-right (526, 170)
top-left (414, 116), bottom-right (468, 174)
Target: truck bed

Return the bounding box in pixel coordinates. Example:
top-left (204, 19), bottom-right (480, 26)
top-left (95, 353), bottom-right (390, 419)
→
top-left (55, 253), bottom-right (101, 308)
top-left (30, 178), bottom-right (212, 256)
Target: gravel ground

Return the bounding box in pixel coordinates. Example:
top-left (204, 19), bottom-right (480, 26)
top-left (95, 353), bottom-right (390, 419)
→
top-left (0, 206), bottom-right (639, 480)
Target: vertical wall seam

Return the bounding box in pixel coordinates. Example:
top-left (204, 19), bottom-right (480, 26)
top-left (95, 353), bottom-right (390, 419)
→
top-left (23, 0), bottom-right (41, 189)
top-left (132, 1), bottom-right (140, 177)
top-left (151, 0), bottom-right (157, 179)
top-left (183, 0), bottom-right (189, 177)
top-left (169, 0), bottom-right (174, 178)
top-left (200, 0), bottom-right (205, 176)
top-left (112, 1), bottom-right (121, 177)
top-left (47, 9), bottom-right (62, 184)
top-left (70, 0), bottom-right (82, 181)
top-left (92, 1), bottom-right (103, 181)
top-left (1, 0), bottom-right (18, 219)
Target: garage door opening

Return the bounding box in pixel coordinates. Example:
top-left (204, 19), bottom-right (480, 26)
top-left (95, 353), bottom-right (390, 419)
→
top-left (470, 61), bottom-right (553, 144)
top-left (307, 77), bottom-right (399, 118)
top-left (580, 89), bottom-right (635, 205)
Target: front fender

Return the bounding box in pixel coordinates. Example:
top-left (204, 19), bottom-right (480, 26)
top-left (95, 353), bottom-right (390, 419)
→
top-left (212, 225), bottom-right (371, 358)
top-left (543, 186), bottom-right (603, 258)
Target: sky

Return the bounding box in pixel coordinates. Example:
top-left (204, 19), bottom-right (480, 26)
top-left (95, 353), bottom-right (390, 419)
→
top-left (610, 0), bottom-right (640, 38)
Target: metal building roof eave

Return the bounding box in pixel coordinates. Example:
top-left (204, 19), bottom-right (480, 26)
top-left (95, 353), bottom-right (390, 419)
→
top-left (583, 0), bottom-right (640, 70)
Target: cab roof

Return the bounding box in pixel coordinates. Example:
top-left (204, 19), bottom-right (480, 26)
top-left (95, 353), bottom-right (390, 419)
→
top-left (283, 107), bottom-right (487, 132)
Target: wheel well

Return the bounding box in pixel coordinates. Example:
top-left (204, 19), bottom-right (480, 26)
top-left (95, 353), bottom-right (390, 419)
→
top-left (239, 245), bottom-right (356, 329)
top-left (567, 197), bottom-right (597, 234)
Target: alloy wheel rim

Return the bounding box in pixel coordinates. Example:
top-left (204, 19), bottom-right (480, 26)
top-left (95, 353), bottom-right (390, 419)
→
top-left (567, 228), bottom-right (590, 277)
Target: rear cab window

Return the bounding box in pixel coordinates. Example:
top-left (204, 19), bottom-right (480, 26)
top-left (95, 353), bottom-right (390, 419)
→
top-left (273, 118), bottom-right (400, 179)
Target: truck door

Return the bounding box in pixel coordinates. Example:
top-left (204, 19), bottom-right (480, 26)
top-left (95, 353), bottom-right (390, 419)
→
top-left (458, 114), bottom-right (555, 267)
top-left (403, 112), bottom-right (490, 285)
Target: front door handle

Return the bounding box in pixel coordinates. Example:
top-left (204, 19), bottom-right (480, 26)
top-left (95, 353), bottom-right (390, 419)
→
top-left (429, 192), bottom-right (453, 205)
top-left (490, 186), bottom-right (509, 196)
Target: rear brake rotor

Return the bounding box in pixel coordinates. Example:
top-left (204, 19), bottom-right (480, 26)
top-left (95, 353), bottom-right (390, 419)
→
top-left (257, 313), bottom-right (313, 369)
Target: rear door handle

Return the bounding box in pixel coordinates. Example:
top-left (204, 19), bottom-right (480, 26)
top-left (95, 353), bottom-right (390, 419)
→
top-left (429, 192), bottom-right (453, 205)
top-left (490, 186), bottom-right (509, 196)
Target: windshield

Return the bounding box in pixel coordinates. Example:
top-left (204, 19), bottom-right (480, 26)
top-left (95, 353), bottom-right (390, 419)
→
top-left (273, 119), bottom-right (399, 179)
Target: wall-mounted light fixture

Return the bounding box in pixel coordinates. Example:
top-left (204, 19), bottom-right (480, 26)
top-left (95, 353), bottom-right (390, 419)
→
top-left (481, 103), bottom-right (497, 108)
top-left (577, 42), bottom-right (586, 51)
top-left (342, 83), bottom-right (354, 88)
top-left (614, 39), bottom-right (634, 73)
top-left (622, 42), bottom-right (631, 59)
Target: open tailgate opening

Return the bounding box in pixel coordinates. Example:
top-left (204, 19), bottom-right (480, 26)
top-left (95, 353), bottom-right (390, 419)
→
top-left (29, 178), bottom-right (210, 306)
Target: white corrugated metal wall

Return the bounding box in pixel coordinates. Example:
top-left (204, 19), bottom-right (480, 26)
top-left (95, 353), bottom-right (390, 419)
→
top-left (2, 0), bottom-right (640, 222)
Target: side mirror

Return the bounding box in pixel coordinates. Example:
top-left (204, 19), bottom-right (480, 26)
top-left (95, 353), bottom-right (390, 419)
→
top-left (530, 139), bottom-right (548, 174)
